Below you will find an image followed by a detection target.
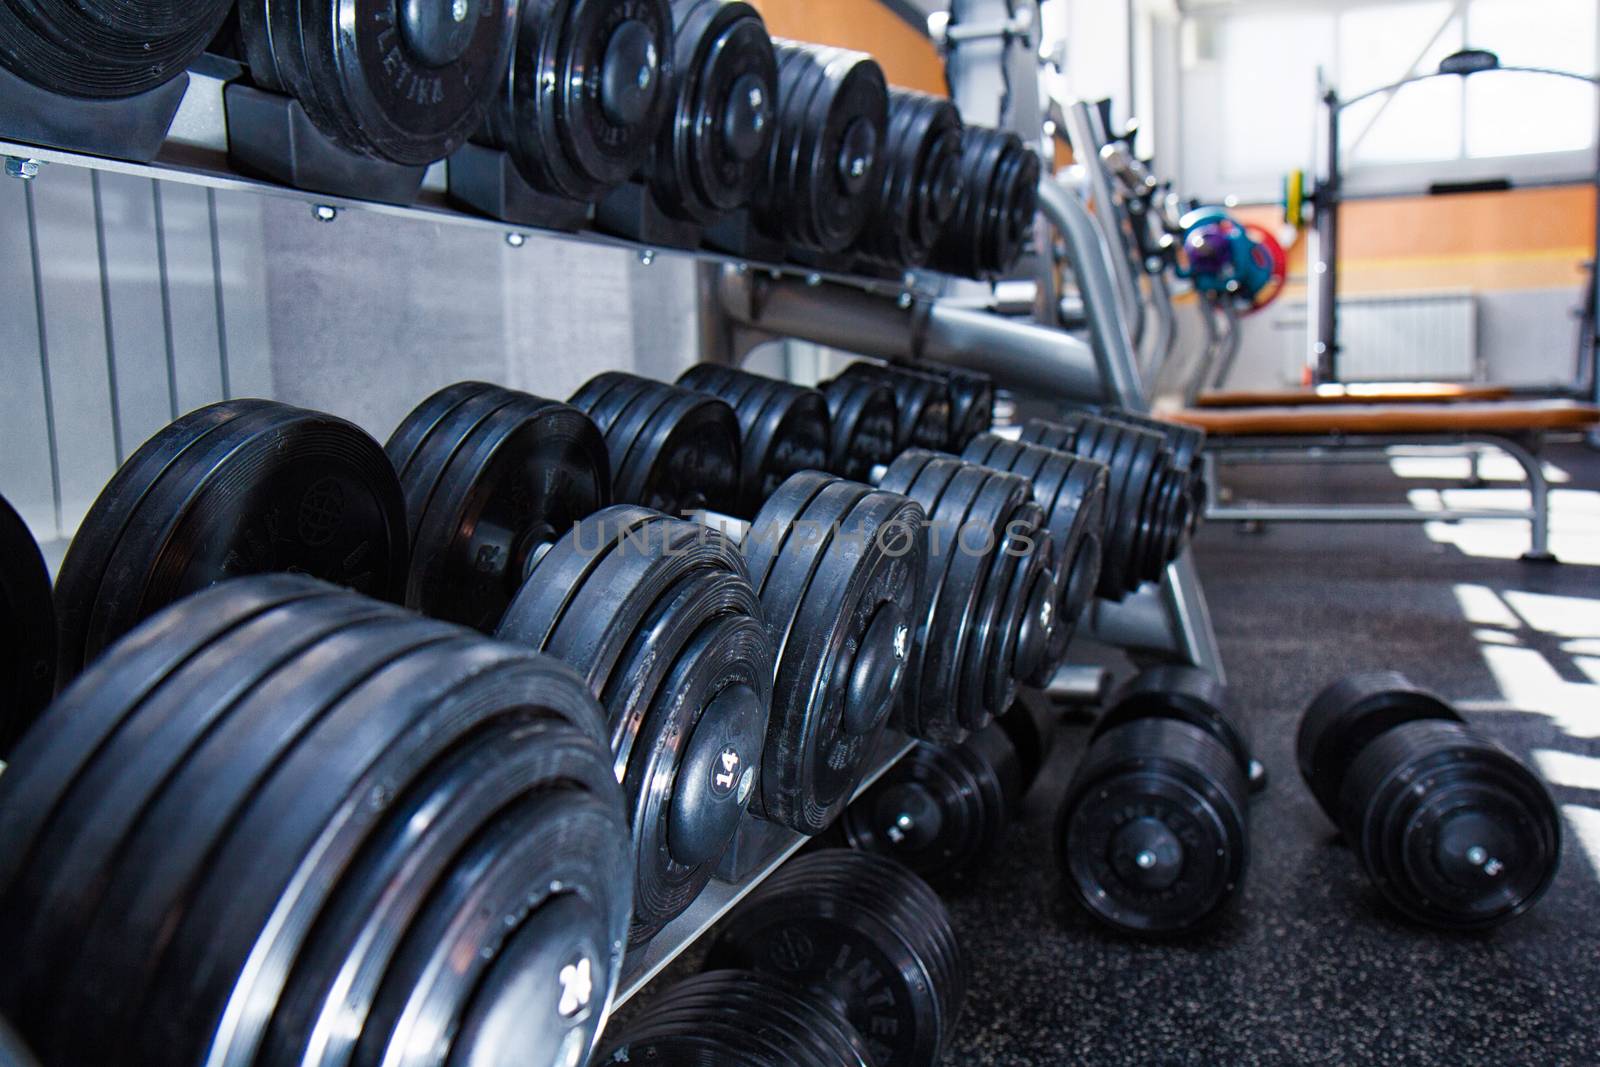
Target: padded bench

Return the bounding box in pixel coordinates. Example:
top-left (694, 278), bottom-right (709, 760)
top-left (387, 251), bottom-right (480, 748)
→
top-left (1194, 383), bottom-right (1514, 408)
top-left (1162, 400), bottom-right (1600, 562)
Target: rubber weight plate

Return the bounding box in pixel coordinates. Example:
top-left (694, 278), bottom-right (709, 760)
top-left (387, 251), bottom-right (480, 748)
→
top-left (599, 970), bottom-right (872, 1067)
top-left (677, 364), bottom-right (830, 518)
top-left (834, 362), bottom-right (951, 454)
top-left (52, 399), bottom-right (407, 684)
top-left (1297, 671), bottom-right (1460, 822)
top-left (842, 721), bottom-right (1023, 883)
top-left (940, 367), bottom-right (995, 450)
top-left (705, 849), bottom-right (965, 1067)
top-left (0, 492), bottom-right (54, 754)
top-left (570, 372), bottom-right (742, 515)
top-left (1097, 665), bottom-right (1262, 791)
top-left (0, 0), bottom-right (232, 98)
top-left (1339, 718), bottom-right (1560, 931)
top-left (979, 498), bottom-right (1059, 703)
top-left (758, 40), bottom-right (888, 254)
top-left (927, 126), bottom-right (1010, 279)
top-left (0, 576), bottom-right (629, 1067)
top-left (820, 372), bottom-right (897, 482)
top-left (387, 382), bottom-right (610, 631)
top-left (483, 0), bottom-right (674, 201)
top-left (744, 472), bottom-right (928, 834)
top-left (648, 0), bottom-right (777, 222)
top-left (237, 0), bottom-right (516, 165)
top-left (856, 89), bottom-right (964, 270)
top-left (1058, 717), bottom-right (1249, 935)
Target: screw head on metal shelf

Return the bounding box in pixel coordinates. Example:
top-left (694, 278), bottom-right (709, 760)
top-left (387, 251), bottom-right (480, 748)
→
top-left (312, 204), bottom-right (338, 222)
top-left (5, 157), bottom-right (41, 180)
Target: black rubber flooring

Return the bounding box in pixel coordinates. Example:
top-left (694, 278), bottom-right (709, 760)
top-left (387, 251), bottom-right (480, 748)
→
top-left (942, 440), bottom-right (1600, 1066)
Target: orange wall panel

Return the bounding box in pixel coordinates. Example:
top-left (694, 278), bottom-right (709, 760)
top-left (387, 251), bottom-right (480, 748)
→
top-left (745, 0), bottom-right (948, 96)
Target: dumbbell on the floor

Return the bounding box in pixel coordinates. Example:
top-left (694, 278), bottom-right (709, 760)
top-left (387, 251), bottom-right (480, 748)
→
top-left (570, 371), bottom-right (744, 515)
top-left (1298, 671), bottom-right (1561, 930)
top-left (855, 89), bottom-right (965, 271)
top-left (841, 700), bottom-right (1056, 881)
top-left (237, 0), bottom-right (514, 166)
top-left (1057, 666), bottom-right (1252, 935)
top-left (598, 969), bottom-right (873, 1066)
top-left (677, 364), bottom-right (831, 517)
top-left (878, 449), bottom-right (1064, 741)
top-left (0, 575), bottom-right (631, 1067)
top-left (1022, 414), bottom-right (1194, 598)
top-left (1, 492), bottom-right (55, 755)
top-left (477, 0), bottom-right (675, 202)
top-left (387, 381), bottom-right (613, 630)
top-left (0, 1), bottom-right (230, 100)
top-left (704, 849), bottom-right (967, 1067)
top-left (645, 0), bottom-right (779, 224)
top-left (496, 506), bottom-right (773, 945)
top-left (928, 126), bottom-right (1042, 280)
top-left (756, 41), bottom-right (889, 255)
top-left (52, 399), bottom-right (409, 686)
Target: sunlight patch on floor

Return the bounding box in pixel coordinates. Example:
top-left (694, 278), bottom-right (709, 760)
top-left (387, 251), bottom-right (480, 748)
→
top-left (1479, 644), bottom-right (1600, 739)
top-left (1389, 454), bottom-right (1571, 485)
top-left (1559, 805), bottom-right (1600, 884)
top-left (1533, 750), bottom-right (1600, 792)
top-left (1418, 487), bottom-right (1600, 564)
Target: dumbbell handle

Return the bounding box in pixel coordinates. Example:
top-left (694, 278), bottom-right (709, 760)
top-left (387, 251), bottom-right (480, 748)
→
top-left (692, 510), bottom-right (752, 545)
top-left (867, 424), bottom-right (1023, 485)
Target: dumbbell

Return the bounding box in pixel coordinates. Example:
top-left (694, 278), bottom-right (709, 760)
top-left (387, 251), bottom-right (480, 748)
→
top-left (818, 369), bottom-right (900, 482)
top-left (478, 0), bottom-right (675, 202)
top-left (1085, 406), bottom-right (1208, 537)
top-left (52, 399), bottom-right (409, 686)
top-left (0, 575), bottom-right (631, 1067)
top-left (1021, 414), bottom-right (1191, 599)
top-left (826, 362), bottom-right (952, 453)
top-left (387, 381), bottom-right (612, 631)
top-left (1057, 666), bottom-right (1253, 935)
top-left (704, 849), bottom-right (967, 1067)
top-left (757, 41), bottom-right (889, 255)
top-left (236, 0), bottom-right (513, 166)
top-left (676, 364), bottom-right (831, 517)
top-left (696, 472), bottom-right (929, 835)
top-left (646, 0), bottom-right (779, 223)
top-left (928, 126), bottom-right (1042, 280)
top-left (942, 368), bottom-right (997, 452)
top-left (598, 969), bottom-right (873, 1066)
top-left (878, 450), bottom-right (1062, 741)
top-left (0, 0), bottom-right (231, 99)
top-left (0, 492), bottom-right (54, 756)
top-left (855, 89), bottom-right (965, 271)
top-left (496, 506), bottom-right (772, 945)
top-left (1298, 672), bottom-right (1561, 930)
top-left (569, 371), bottom-right (743, 516)
top-left (962, 433), bottom-right (1110, 658)
top-left (841, 700), bottom-right (1055, 882)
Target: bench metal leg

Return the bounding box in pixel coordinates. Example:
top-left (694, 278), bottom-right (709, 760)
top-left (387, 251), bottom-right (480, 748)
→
top-left (1492, 435), bottom-right (1555, 562)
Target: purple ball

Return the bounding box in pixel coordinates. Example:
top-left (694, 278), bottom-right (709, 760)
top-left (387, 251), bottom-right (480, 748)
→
top-left (1184, 223), bottom-right (1234, 278)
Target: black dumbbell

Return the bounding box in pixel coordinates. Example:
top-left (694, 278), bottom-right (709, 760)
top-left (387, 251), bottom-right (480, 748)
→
top-left (496, 506), bottom-right (773, 945)
top-left (856, 89), bottom-right (965, 271)
top-left (929, 126), bottom-right (1042, 279)
top-left (0, 492), bottom-right (54, 755)
top-left (599, 969), bottom-right (873, 1066)
top-left (478, 0), bottom-right (675, 202)
top-left (842, 701), bottom-right (1055, 882)
top-left (387, 382), bottom-right (612, 631)
top-left (818, 370), bottom-right (900, 483)
top-left (51, 399), bottom-right (409, 686)
top-left (237, 0), bottom-right (513, 166)
top-left (676, 363), bottom-right (831, 517)
top-left (0, 575), bottom-right (631, 1067)
top-left (569, 371), bottom-right (743, 516)
top-left (1022, 414), bottom-right (1191, 598)
top-left (0, 0), bottom-right (231, 99)
top-left (757, 41), bottom-right (889, 255)
top-left (1084, 407), bottom-right (1208, 538)
top-left (704, 849), bottom-right (966, 1067)
top-left (699, 472), bottom-right (928, 835)
top-left (962, 433), bottom-right (1110, 660)
top-left (1298, 672), bottom-right (1561, 930)
top-left (940, 368), bottom-right (996, 452)
top-left (878, 450), bottom-right (1062, 741)
top-left (827, 362), bottom-right (952, 454)
top-left (1057, 666), bottom-right (1252, 935)
top-left (647, 0), bottom-right (779, 223)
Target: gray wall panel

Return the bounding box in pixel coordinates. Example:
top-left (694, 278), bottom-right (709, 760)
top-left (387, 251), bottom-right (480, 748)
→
top-left (154, 182), bottom-right (226, 414)
top-left (211, 189), bottom-right (275, 401)
top-left (29, 167), bottom-right (118, 536)
top-left (96, 171), bottom-right (176, 457)
top-left (0, 179), bottom-right (56, 536)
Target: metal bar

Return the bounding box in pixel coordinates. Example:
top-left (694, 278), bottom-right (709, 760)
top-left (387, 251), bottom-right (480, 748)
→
top-left (1209, 303), bottom-right (1243, 391)
top-left (1314, 89), bottom-right (1340, 384)
top-left (1338, 64), bottom-right (1600, 112)
top-left (1209, 506), bottom-right (1535, 523)
top-left (1079, 551), bottom-right (1225, 682)
top-left (1062, 102), bottom-right (1144, 341)
top-left (1035, 175), bottom-right (1146, 408)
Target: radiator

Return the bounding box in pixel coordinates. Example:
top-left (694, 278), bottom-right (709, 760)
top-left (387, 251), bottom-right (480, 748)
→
top-left (1287, 291), bottom-right (1480, 383)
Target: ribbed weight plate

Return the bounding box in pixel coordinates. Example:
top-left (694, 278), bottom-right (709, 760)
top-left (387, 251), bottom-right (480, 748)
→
top-left (820, 372), bottom-right (898, 482)
top-left (856, 89), bottom-right (964, 270)
top-left (833, 362), bottom-right (951, 453)
top-left (941, 368), bottom-right (995, 450)
top-left (0, 492), bottom-right (54, 753)
top-left (52, 399), bottom-right (407, 684)
top-left (0, 0), bottom-right (232, 98)
top-left (1095, 665), bottom-right (1255, 782)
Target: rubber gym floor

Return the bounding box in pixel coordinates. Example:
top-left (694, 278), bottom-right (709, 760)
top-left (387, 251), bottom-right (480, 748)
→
top-left (945, 439), bottom-right (1600, 1066)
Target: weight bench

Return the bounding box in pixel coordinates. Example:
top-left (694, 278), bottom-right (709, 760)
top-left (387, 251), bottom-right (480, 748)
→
top-left (1165, 400), bottom-right (1600, 562)
top-left (1194, 382), bottom-right (1514, 408)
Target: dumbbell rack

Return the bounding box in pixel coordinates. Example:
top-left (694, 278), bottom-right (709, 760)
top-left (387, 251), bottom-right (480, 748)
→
top-left (0, 32), bottom-right (1223, 1010)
